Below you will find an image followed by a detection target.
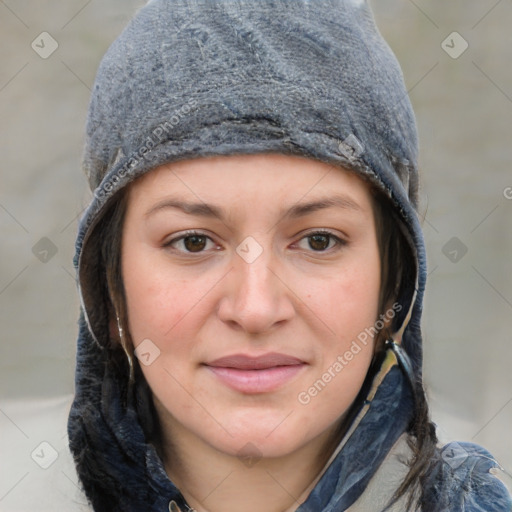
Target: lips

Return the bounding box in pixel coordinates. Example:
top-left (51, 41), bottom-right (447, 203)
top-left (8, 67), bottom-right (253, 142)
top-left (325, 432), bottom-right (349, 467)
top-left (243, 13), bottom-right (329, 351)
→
top-left (204, 353), bottom-right (307, 394)
top-left (207, 353), bottom-right (304, 370)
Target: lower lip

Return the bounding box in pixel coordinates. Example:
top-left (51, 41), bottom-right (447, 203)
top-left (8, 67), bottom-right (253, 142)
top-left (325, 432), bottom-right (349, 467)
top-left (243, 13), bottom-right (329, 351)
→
top-left (205, 364), bottom-right (306, 394)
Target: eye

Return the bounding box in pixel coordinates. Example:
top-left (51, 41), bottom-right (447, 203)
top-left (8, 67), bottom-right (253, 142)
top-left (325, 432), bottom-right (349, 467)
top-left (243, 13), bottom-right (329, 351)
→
top-left (165, 230), bottom-right (344, 254)
top-left (295, 231), bottom-right (345, 252)
top-left (164, 231), bottom-right (218, 253)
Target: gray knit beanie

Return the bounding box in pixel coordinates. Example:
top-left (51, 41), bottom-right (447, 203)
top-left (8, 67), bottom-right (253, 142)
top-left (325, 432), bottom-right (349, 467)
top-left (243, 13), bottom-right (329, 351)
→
top-left (76, 0), bottom-right (425, 371)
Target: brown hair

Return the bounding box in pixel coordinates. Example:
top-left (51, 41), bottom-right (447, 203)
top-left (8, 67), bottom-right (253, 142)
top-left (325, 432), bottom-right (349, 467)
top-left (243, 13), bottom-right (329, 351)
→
top-left (370, 187), bottom-right (438, 510)
top-left (98, 174), bottom-right (437, 510)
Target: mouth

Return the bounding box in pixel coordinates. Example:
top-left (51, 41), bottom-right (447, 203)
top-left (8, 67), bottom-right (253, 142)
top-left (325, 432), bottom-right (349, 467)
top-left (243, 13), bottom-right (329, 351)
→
top-left (203, 353), bottom-right (307, 394)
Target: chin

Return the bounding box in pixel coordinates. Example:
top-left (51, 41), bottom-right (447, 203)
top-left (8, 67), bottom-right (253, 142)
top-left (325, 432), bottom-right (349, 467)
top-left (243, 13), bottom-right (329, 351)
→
top-left (203, 411), bottom-right (324, 461)
top-left (211, 432), bottom-right (304, 461)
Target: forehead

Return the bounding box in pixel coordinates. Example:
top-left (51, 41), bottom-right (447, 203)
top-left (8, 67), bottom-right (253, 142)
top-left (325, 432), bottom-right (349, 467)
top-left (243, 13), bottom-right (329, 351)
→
top-left (126, 153), bottom-right (374, 212)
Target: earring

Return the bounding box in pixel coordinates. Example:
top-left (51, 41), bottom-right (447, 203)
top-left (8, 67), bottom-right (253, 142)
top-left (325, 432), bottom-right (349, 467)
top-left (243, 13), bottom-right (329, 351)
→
top-left (117, 313), bottom-right (134, 379)
top-left (116, 314), bottom-right (124, 340)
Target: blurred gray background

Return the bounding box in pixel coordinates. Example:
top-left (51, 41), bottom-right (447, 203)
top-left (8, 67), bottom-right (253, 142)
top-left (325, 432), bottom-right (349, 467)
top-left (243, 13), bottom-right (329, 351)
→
top-left (1, 0), bottom-right (511, 508)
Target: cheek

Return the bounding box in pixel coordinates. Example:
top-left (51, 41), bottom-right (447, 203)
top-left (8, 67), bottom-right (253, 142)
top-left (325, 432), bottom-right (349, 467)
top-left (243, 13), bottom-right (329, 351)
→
top-left (124, 273), bottom-right (211, 346)
top-left (303, 260), bottom-right (381, 343)
top-left (294, 265), bottom-right (380, 430)
top-left (121, 240), bottom-right (206, 345)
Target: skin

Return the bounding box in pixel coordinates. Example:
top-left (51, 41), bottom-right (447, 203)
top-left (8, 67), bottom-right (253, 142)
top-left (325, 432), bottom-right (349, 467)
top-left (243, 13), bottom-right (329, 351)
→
top-left (121, 153), bottom-right (382, 512)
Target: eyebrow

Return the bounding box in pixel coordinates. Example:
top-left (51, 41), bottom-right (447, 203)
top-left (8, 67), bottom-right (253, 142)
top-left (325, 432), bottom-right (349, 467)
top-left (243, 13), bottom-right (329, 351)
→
top-left (144, 194), bottom-right (362, 221)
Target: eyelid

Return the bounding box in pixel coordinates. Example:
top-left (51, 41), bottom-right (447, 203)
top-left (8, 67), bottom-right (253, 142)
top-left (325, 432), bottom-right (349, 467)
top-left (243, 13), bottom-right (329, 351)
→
top-left (298, 228), bottom-right (347, 241)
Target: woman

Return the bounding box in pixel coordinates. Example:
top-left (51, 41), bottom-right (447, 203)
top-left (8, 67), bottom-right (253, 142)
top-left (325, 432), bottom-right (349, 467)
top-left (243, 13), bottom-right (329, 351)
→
top-left (68, 0), bottom-right (512, 510)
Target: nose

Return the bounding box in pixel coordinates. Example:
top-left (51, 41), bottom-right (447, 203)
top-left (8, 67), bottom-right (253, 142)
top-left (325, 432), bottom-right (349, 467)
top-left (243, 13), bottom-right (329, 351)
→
top-left (217, 248), bottom-right (295, 335)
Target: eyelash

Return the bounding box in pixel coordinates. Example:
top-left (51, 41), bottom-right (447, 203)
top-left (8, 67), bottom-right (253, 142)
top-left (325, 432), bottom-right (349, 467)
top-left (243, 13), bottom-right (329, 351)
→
top-left (163, 229), bottom-right (346, 255)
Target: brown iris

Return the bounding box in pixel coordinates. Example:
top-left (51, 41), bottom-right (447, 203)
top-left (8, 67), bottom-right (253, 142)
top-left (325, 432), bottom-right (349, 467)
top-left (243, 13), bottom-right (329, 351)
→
top-left (183, 235), bottom-right (207, 252)
top-left (308, 234), bottom-right (331, 251)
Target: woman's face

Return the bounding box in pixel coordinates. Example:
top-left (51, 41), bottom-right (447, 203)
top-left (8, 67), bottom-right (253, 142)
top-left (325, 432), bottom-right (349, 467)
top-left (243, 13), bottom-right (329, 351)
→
top-left (121, 153), bottom-right (381, 461)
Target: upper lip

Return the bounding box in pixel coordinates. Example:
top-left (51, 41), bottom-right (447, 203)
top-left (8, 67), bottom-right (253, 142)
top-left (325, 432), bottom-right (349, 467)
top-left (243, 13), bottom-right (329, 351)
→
top-left (205, 353), bottom-right (305, 370)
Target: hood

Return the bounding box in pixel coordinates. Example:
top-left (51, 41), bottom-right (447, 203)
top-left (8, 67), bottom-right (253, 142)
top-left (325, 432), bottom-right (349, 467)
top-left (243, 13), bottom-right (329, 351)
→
top-left (69, 0), bottom-right (427, 510)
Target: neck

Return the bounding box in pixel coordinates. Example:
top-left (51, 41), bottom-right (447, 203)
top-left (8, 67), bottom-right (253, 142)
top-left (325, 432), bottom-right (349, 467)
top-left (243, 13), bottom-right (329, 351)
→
top-left (157, 414), bottom-right (342, 512)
